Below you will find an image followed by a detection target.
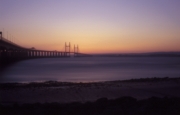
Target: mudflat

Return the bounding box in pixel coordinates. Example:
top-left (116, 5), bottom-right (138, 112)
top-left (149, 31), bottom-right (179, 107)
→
top-left (1, 77), bottom-right (180, 104)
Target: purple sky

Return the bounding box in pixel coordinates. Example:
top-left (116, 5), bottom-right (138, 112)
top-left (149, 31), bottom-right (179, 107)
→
top-left (0, 0), bottom-right (180, 53)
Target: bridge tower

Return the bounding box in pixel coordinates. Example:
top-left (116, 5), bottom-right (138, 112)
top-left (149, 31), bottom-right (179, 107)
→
top-left (74, 45), bottom-right (76, 57)
top-left (77, 45), bottom-right (79, 57)
top-left (65, 42), bottom-right (71, 57)
top-left (74, 45), bottom-right (79, 57)
top-left (0, 32), bottom-right (2, 39)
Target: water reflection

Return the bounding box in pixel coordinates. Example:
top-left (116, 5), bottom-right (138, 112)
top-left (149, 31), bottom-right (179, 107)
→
top-left (0, 57), bottom-right (180, 83)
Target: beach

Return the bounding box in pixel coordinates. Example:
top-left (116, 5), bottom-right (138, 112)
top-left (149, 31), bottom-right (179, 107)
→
top-left (1, 77), bottom-right (180, 115)
top-left (1, 77), bottom-right (180, 104)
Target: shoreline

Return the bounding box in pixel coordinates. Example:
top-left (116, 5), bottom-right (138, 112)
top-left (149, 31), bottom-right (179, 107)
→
top-left (1, 77), bottom-right (180, 105)
top-left (1, 77), bottom-right (179, 86)
top-left (1, 77), bottom-right (180, 114)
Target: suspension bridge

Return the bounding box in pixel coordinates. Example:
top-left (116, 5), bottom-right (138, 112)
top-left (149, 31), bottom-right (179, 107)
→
top-left (0, 32), bottom-right (91, 65)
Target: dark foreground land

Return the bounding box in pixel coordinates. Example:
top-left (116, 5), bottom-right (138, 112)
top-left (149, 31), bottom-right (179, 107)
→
top-left (1, 96), bottom-right (180, 115)
top-left (1, 77), bottom-right (180, 115)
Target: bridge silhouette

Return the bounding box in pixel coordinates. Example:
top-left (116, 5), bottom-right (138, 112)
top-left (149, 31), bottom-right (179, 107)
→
top-left (0, 32), bottom-right (90, 65)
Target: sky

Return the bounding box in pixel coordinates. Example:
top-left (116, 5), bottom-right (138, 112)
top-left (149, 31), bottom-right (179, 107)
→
top-left (0, 0), bottom-right (180, 54)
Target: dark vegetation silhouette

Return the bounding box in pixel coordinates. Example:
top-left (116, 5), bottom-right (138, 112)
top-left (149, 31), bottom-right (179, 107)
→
top-left (1, 96), bottom-right (180, 115)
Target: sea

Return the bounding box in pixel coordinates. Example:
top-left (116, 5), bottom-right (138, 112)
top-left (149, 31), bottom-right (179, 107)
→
top-left (0, 57), bottom-right (180, 83)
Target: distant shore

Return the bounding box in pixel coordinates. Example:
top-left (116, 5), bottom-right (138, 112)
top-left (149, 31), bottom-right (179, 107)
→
top-left (0, 77), bottom-right (179, 88)
top-left (93, 52), bottom-right (180, 57)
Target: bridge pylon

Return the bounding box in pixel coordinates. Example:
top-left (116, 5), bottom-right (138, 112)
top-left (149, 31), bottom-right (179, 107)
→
top-left (74, 44), bottom-right (79, 57)
top-left (0, 32), bottom-right (2, 39)
top-left (65, 42), bottom-right (71, 57)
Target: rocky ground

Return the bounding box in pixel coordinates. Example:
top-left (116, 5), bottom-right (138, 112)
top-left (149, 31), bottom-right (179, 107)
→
top-left (0, 77), bottom-right (180, 115)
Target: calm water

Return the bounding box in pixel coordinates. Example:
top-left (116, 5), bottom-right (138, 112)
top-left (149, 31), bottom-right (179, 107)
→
top-left (0, 57), bottom-right (180, 83)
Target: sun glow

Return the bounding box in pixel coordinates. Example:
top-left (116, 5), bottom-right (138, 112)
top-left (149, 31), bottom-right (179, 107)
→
top-left (1, 0), bottom-right (180, 54)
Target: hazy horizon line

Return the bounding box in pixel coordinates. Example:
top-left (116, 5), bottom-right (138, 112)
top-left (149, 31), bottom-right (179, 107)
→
top-left (89, 51), bottom-right (180, 55)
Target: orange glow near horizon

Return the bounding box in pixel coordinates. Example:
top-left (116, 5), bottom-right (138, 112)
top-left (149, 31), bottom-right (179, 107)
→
top-left (1, 0), bottom-right (180, 54)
